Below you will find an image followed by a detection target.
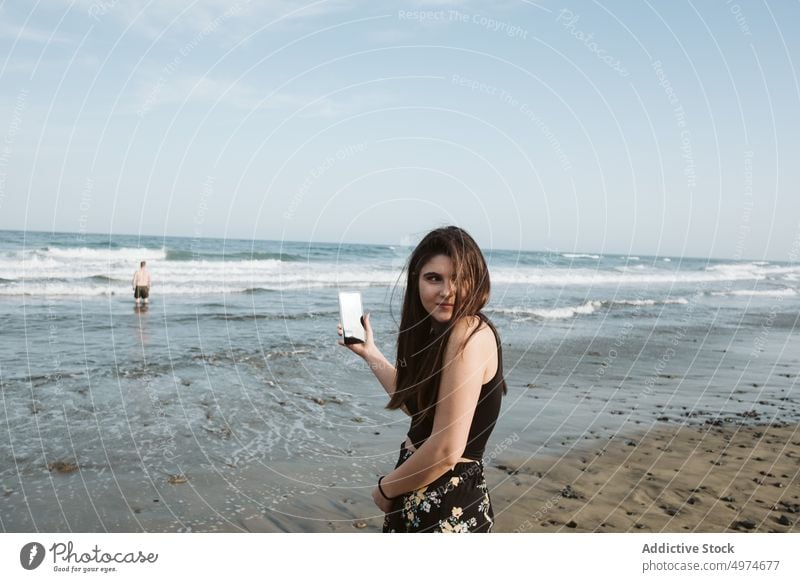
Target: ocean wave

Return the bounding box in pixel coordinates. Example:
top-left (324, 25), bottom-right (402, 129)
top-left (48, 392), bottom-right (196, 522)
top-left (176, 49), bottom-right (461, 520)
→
top-left (491, 297), bottom-right (690, 320)
top-left (227, 251), bottom-right (303, 262)
top-left (164, 249), bottom-right (199, 261)
top-left (703, 262), bottom-right (784, 277)
top-left (710, 288), bottom-right (796, 298)
top-left (0, 283), bottom-right (246, 296)
top-left (242, 287), bottom-right (278, 295)
top-left (562, 253), bottom-right (602, 260)
top-left (491, 301), bottom-right (597, 320)
top-left (611, 298), bottom-right (689, 306)
top-left (534, 301), bottom-right (601, 319)
top-left (3, 262), bottom-right (798, 294)
top-left (207, 311), bottom-right (330, 321)
top-left (34, 246), bottom-right (167, 262)
top-left (2, 249), bottom-right (799, 295)
top-left (0, 279), bottom-right (388, 296)
top-left (490, 262), bottom-right (800, 286)
top-left (165, 249), bottom-right (297, 262)
top-left (0, 284), bottom-right (118, 297)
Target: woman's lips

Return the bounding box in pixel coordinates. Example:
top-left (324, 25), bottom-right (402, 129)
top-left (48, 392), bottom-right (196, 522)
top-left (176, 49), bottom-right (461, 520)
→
top-left (437, 303), bottom-right (453, 309)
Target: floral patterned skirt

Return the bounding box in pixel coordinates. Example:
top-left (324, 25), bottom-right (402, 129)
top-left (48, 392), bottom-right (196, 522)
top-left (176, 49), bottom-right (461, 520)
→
top-left (382, 441), bottom-right (494, 533)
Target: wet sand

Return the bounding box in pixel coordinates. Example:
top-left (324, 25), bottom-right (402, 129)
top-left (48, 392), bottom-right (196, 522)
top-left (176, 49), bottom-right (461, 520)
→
top-left (487, 422), bottom-right (800, 533)
top-left (4, 421), bottom-right (798, 533)
top-left (190, 420), bottom-right (800, 533)
top-left (161, 420), bottom-right (799, 533)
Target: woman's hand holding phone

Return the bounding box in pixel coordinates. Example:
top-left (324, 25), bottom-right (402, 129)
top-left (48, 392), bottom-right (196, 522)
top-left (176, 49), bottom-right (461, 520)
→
top-left (337, 312), bottom-right (375, 360)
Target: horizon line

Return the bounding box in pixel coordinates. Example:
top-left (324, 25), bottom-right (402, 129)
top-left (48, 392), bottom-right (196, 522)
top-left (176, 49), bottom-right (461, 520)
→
top-left (0, 227), bottom-right (782, 264)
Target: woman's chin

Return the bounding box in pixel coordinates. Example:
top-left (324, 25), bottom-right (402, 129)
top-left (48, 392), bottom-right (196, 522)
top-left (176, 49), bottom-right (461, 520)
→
top-left (431, 312), bottom-right (453, 324)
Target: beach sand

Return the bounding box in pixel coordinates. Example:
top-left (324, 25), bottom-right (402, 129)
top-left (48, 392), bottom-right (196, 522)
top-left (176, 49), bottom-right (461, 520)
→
top-left (4, 422), bottom-right (798, 533)
top-left (487, 422), bottom-right (800, 533)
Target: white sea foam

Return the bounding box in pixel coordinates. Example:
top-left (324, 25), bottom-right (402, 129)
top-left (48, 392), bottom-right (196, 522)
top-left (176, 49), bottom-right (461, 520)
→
top-left (0, 253), bottom-right (396, 295)
top-left (491, 297), bottom-right (689, 320)
top-left (0, 283), bottom-right (253, 296)
top-left (491, 262), bottom-right (800, 286)
top-left (710, 288), bottom-right (796, 298)
top-left (2, 246), bottom-right (800, 297)
top-left (611, 298), bottom-right (689, 306)
top-left (36, 246), bottom-right (168, 261)
top-left (562, 253), bottom-right (601, 259)
top-left (493, 301), bottom-right (600, 320)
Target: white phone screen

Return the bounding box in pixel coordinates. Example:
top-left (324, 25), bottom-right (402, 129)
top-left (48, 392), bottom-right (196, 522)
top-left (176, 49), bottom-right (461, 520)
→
top-left (338, 291), bottom-right (365, 344)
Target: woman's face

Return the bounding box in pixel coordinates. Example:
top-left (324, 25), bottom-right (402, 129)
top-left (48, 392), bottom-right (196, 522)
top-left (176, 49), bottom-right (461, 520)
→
top-left (417, 254), bottom-right (457, 324)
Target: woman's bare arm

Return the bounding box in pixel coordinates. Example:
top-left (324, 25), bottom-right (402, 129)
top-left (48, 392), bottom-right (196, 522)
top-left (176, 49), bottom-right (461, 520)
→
top-left (338, 313), bottom-right (410, 416)
top-left (362, 349), bottom-right (396, 397)
top-left (363, 349), bottom-right (411, 416)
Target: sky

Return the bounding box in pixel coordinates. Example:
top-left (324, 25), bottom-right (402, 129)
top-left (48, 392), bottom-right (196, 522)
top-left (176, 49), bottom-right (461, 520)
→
top-left (0, 0), bottom-right (798, 261)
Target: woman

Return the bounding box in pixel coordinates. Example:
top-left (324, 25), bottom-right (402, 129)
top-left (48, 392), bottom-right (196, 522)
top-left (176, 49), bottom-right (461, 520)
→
top-left (337, 226), bottom-right (507, 532)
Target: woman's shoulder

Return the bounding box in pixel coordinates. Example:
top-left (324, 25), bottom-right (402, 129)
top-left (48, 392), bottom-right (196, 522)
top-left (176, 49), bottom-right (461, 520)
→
top-left (448, 313), bottom-right (497, 348)
top-left (464, 312), bottom-right (498, 333)
top-left (449, 313), bottom-right (480, 332)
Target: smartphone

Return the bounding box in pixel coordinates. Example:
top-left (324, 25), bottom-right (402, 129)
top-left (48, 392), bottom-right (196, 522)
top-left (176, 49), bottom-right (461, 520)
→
top-left (338, 291), bottom-right (366, 344)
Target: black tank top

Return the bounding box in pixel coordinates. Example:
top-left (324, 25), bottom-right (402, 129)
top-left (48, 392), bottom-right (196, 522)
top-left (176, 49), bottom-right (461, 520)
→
top-left (405, 313), bottom-right (506, 461)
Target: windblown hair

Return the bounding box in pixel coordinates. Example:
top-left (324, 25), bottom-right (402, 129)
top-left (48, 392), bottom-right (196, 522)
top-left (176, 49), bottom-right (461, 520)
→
top-left (387, 226), bottom-right (497, 421)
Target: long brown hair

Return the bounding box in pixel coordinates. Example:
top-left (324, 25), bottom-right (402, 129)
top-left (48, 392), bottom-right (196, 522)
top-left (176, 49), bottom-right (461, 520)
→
top-left (387, 226), bottom-right (494, 420)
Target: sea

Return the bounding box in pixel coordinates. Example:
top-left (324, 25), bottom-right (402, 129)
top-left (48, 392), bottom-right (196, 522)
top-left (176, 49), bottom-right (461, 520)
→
top-left (1, 229), bottom-right (798, 532)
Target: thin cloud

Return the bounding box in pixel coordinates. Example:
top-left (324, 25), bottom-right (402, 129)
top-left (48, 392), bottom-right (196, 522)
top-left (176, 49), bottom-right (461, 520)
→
top-left (0, 20), bottom-right (73, 44)
top-left (67, 0), bottom-right (356, 40)
top-left (297, 91), bottom-right (396, 119)
top-left (409, 0), bottom-right (470, 5)
top-left (131, 73), bottom-right (391, 119)
top-left (132, 74), bottom-right (298, 115)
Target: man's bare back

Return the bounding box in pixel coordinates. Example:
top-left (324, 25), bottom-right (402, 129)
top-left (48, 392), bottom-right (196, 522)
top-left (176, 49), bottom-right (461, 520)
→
top-left (132, 268), bottom-right (151, 287)
top-left (132, 262), bottom-right (152, 304)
